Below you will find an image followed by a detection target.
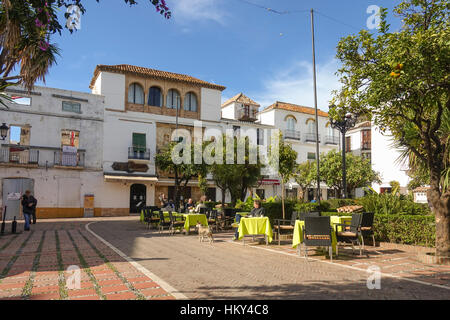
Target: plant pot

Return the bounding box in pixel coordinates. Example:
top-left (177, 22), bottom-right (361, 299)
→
top-left (417, 252), bottom-right (450, 265)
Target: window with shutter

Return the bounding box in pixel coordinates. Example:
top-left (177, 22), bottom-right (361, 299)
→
top-left (132, 133), bottom-right (146, 152)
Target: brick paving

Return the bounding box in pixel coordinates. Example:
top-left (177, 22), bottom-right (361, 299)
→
top-left (0, 219), bottom-right (174, 300)
top-left (90, 216), bottom-right (450, 300)
top-left (0, 216), bottom-right (449, 300)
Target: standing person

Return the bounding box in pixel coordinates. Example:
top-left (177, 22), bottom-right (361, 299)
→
top-left (30, 193), bottom-right (37, 224)
top-left (21, 190), bottom-right (34, 231)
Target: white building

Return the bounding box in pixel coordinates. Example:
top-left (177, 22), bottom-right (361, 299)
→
top-left (0, 85), bottom-right (106, 219)
top-left (371, 125), bottom-right (410, 194)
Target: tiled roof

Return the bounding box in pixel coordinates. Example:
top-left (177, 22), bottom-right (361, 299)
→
top-left (221, 93), bottom-right (260, 108)
top-left (413, 186), bottom-right (431, 193)
top-left (260, 101), bottom-right (329, 117)
top-left (89, 64), bottom-right (226, 91)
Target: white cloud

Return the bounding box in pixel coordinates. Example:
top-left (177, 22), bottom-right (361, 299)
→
top-left (172, 0), bottom-right (227, 25)
top-left (253, 58), bottom-right (341, 111)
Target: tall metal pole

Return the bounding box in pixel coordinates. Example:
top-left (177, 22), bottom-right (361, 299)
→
top-left (174, 96), bottom-right (180, 211)
top-left (342, 128), bottom-right (347, 199)
top-left (311, 8), bottom-right (321, 204)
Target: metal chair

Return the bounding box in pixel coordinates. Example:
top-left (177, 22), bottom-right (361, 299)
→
top-left (158, 211), bottom-right (172, 234)
top-left (207, 210), bottom-right (218, 232)
top-left (334, 213), bottom-right (363, 256)
top-left (360, 212), bottom-right (376, 248)
top-left (144, 208), bottom-right (160, 230)
top-left (302, 216), bottom-right (334, 261)
top-left (274, 211), bottom-right (299, 245)
top-left (169, 212), bottom-right (185, 235)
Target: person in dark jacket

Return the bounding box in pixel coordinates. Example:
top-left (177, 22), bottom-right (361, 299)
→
top-left (233, 199), bottom-right (265, 240)
top-left (21, 190), bottom-right (35, 231)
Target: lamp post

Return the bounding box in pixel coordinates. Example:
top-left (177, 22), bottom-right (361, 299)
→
top-left (0, 123), bottom-right (9, 140)
top-left (330, 112), bottom-right (356, 199)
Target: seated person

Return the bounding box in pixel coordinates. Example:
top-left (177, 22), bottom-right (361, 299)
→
top-left (185, 198), bottom-right (195, 212)
top-left (233, 200), bottom-right (265, 240)
top-left (163, 199), bottom-right (175, 211)
top-left (195, 196), bottom-right (207, 213)
top-left (248, 199), bottom-right (265, 217)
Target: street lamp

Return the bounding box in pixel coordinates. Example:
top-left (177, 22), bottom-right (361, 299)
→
top-left (330, 112), bottom-right (357, 199)
top-left (0, 123), bottom-right (9, 140)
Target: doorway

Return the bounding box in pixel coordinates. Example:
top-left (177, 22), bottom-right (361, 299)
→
top-left (130, 184), bottom-right (146, 213)
top-left (2, 178), bottom-right (34, 221)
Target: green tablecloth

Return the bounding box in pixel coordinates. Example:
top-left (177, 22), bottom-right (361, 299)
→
top-left (238, 217), bottom-right (273, 243)
top-left (292, 216), bottom-right (352, 253)
top-left (183, 213), bottom-right (208, 231)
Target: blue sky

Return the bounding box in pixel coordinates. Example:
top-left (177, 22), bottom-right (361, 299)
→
top-left (38, 0), bottom-right (399, 110)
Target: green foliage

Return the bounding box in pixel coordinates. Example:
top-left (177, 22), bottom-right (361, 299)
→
top-left (235, 197), bottom-right (255, 212)
top-left (373, 215), bottom-right (435, 247)
top-left (356, 192), bottom-right (430, 215)
top-left (330, 0), bottom-right (449, 254)
top-left (294, 161), bottom-right (316, 199)
top-left (320, 212), bottom-right (436, 247)
top-left (261, 200), bottom-right (296, 225)
top-left (209, 135), bottom-right (264, 205)
top-left (321, 198), bottom-right (358, 211)
top-left (319, 150), bottom-right (380, 194)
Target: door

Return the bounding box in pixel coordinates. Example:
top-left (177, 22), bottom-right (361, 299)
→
top-left (130, 184), bottom-right (146, 213)
top-left (2, 178), bottom-right (34, 221)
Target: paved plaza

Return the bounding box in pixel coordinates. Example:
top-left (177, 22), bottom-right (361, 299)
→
top-left (0, 216), bottom-right (449, 300)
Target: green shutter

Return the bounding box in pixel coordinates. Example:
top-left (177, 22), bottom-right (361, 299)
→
top-left (132, 133), bottom-right (146, 152)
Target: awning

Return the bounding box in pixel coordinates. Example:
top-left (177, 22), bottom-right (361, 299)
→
top-left (259, 179), bottom-right (280, 186)
top-left (104, 175), bottom-right (158, 183)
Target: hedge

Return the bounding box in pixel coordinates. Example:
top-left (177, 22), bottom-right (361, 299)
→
top-left (319, 212), bottom-right (435, 247)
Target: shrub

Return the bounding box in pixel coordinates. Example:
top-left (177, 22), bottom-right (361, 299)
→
top-left (321, 199), bottom-right (357, 210)
top-left (373, 214), bottom-right (435, 247)
top-left (356, 193), bottom-right (430, 215)
top-left (262, 200), bottom-right (295, 225)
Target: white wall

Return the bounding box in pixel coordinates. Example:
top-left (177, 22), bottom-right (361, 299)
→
top-left (201, 88), bottom-right (222, 122)
top-left (221, 103), bottom-right (235, 119)
top-left (93, 72), bottom-right (126, 111)
top-left (371, 126), bottom-right (410, 192)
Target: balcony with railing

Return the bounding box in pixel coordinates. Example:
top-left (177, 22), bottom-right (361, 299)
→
top-left (283, 130), bottom-right (301, 141)
top-left (237, 108), bottom-right (258, 122)
top-left (54, 149), bottom-right (85, 168)
top-left (304, 133), bottom-right (321, 143)
top-left (361, 141), bottom-right (371, 150)
top-left (325, 135), bottom-right (339, 145)
top-left (128, 146), bottom-right (151, 162)
top-left (0, 146), bottom-right (39, 166)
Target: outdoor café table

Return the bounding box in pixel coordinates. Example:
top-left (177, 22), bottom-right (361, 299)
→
top-left (292, 216), bottom-right (352, 254)
top-left (182, 213), bottom-right (208, 235)
top-left (234, 212), bottom-right (250, 222)
top-left (238, 217), bottom-right (273, 245)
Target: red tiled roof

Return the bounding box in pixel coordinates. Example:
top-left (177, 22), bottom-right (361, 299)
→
top-left (89, 64), bottom-right (226, 91)
top-left (260, 101), bottom-right (329, 117)
top-left (221, 93), bottom-right (260, 108)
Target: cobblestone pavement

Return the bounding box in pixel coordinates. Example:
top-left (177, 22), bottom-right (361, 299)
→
top-left (89, 216), bottom-right (450, 300)
top-left (0, 219), bottom-right (174, 300)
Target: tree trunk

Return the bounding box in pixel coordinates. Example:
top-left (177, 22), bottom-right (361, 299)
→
top-left (281, 180), bottom-right (285, 220)
top-left (221, 187), bottom-right (226, 206)
top-left (428, 174), bottom-right (450, 258)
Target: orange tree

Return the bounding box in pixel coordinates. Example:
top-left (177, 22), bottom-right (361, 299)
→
top-left (331, 0), bottom-right (449, 258)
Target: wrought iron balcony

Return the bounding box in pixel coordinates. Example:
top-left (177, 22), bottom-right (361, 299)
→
top-left (304, 133), bottom-right (321, 143)
top-left (325, 135), bottom-right (339, 145)
top-left (283, 130), bottom-right (301, 141)
top-left (237, 108), bottom-right (258, 122)
top-left (128, 147), bottom-right (151, 161)
top-left (0, 146), bottom-right (39, 165)
top-left (54, 149), bottom-right (85, 167)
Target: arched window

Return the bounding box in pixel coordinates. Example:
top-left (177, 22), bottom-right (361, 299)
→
top-left (306, 119), bottom-right (316, 133)
top-left (286, 116), bottom-right (296, 131)
top-left (166, 89), bottom-right (180, 109)
top-left (128, 83), bottom-right (144, 104)
top-left (148, 86), bottom-right (162, 107)
top-left (184, 92), bottom-right (197, 111)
